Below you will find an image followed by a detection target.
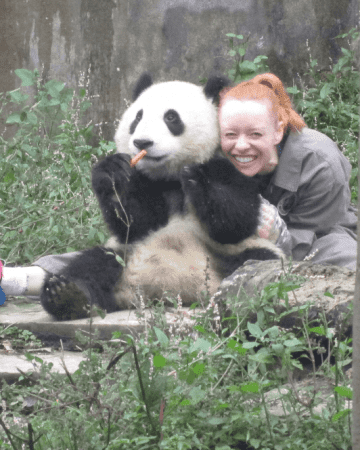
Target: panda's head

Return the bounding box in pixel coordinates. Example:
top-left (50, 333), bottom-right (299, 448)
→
top-left (114, 73), bottom-right (230, 179)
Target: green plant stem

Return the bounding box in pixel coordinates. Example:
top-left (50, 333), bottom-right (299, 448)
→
top-left (0, 416), bottom-right (21, 450)
top-left (261, 390), bottom-right (275, 447)
top-left (132, 344), bottom-right (159, 438)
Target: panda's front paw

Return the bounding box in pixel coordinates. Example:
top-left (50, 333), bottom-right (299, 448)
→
top-left (41, 274), bottom-right (90, 321)
top-left (92, 153), bottom-right (132, 198)
top-left (180, 164), bottom-right (210, 198)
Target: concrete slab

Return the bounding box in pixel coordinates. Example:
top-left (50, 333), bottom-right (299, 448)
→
top-left (0, 296), bottom-right (196, 341)
top-left (0, 297), bottom-right (197, 381)
top-left (1, 351), bottom-right (85, 382)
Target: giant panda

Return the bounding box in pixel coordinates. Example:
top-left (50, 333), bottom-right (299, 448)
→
top-left (40, 73), bottom-right (284, 321)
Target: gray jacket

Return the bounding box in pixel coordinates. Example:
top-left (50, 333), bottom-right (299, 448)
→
top-left (265, 128), bottom-right (357, 268)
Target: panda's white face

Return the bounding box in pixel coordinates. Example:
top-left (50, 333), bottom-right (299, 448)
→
top-left (114, 81), bottom-right (220, 179)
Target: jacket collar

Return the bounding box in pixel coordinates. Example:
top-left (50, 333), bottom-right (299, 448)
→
top-left (271, 129), bottom-right (305, 192)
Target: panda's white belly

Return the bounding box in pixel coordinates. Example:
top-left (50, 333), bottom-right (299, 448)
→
top-left (110, 214), bottom-right (222, 308)
top-left (107, 212), bottom-right (283, 308)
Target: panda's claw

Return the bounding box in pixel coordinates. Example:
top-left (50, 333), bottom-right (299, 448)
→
top-left (41, 274), bottom-right (90, 320)
top-left (182, 166), bottom-right (191, 174)
top-left (47, 275), bottom-right (67, 299)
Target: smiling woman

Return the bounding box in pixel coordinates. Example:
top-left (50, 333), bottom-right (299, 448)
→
top-left (220, 99), bottom-right (283, 176)
top-left (218, 73), bottom-right (357, 270)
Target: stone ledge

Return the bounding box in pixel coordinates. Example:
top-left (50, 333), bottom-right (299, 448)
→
top-left (1, 351), bottom-right (85, 382)
top-left (0, 298), bottom-right (196, 341)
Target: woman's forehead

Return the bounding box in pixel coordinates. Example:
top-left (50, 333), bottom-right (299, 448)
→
top-left (220, 99), bottom-right (274, 122)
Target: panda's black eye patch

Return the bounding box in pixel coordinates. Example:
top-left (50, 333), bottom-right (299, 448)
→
top-left (129, 109), bottom-right (143, 134)
top-left (164, 109), bottom-right (184, 136)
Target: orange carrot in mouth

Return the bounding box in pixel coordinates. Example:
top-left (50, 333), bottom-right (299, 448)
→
top-left (130, 150), bottom-right (147, 167)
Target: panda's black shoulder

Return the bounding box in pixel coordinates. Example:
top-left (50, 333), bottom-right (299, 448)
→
top-left (130, 170), bottom-right (183, 197)
top-left (129, 168), bottom-right (184, 211)
top-left (131, 168), bottom-right (182, 191)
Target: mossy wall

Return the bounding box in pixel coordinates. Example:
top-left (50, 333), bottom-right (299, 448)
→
top-left (1, 0), bottom-right (358, 140)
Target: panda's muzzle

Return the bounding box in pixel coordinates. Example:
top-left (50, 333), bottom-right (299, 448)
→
top-left (133, 139), bottom-right (166, 162)
top-left (133, 139), bottom-right (153, 150)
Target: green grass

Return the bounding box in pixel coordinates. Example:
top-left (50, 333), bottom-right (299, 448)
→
top-left (0, 267), bottom-right (353, 449)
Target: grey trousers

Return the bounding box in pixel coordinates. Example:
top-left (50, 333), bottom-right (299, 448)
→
top-left (310, 227), bottom-right (357, 271)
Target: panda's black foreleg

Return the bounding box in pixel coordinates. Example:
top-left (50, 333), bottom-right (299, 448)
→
top-left (40, 247), bottom-right (124, 321)
top-left (181, 157), bottom-right (261, 244)
top-left (92, 153), bottom-right (173, 243)
top-left (91, 153), bottom-right (133, 241)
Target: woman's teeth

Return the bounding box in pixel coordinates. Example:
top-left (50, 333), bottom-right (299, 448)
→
top-left (235, 156), bottom-right (256, 163)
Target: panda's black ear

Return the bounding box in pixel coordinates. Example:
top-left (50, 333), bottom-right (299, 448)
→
top-left (204, 75), bottom-right (231, 104)
top-left (133, 73), bottom-right (153, 101)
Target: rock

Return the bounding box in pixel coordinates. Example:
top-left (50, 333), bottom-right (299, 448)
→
top-left (213, 260), bottom-right (354, 337)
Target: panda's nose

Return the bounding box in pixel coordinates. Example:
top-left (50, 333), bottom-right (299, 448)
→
top-left (133, 139), bottom-right (153, 150)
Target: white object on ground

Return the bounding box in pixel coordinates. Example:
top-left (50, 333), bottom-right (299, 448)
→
top-left (1, 266), bottom-right (46, 297)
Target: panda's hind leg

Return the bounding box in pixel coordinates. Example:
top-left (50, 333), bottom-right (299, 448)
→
top-left (40, 247), bottom-right (124, 320)
top-left (41, 274), bottom-right (91, 320)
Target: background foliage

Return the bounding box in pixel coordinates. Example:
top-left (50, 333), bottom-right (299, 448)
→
top-left (0, 28), bottom-right (358, 266)
top-left (0, 69), bottom-right (114, 265)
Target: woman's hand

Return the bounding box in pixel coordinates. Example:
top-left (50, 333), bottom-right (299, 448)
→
top-left (257, 196), bottom-right (292, 257)
top-left (257, 197), bottom-right (280, 242)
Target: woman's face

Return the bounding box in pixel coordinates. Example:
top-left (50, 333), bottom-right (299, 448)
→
top-left (219, 99), bottom-right (284, 177)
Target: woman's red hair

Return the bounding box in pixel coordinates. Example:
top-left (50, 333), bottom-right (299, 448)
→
top-left (219, 73), bottom-right (306, 133)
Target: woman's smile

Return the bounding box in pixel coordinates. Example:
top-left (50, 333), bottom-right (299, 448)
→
top-left (235, 156), bottom-right (256, 162)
